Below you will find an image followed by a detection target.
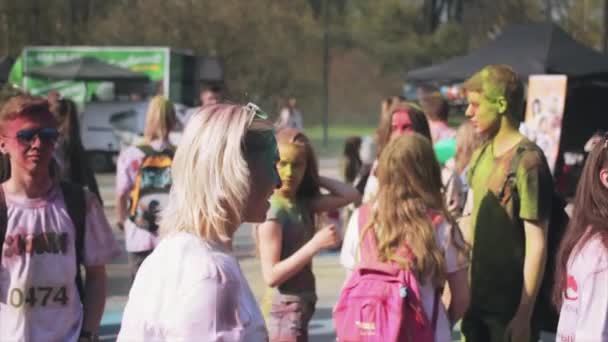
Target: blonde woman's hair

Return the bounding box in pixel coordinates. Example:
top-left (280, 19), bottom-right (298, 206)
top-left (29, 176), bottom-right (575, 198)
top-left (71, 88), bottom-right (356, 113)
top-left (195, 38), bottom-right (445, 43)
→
top-left (160, 103), bottom-right (274, 242)
top-left (365, 133), bottom-right (468, 287)
top-left (143, 95), bottom-right (176, 143)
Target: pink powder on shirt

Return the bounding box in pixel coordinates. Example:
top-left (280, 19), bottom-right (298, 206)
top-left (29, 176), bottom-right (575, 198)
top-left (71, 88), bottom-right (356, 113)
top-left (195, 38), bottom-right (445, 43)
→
top-left (0, 184), bottom-right (120, 341)
top-left (557, 234), bottom-right (608, 341)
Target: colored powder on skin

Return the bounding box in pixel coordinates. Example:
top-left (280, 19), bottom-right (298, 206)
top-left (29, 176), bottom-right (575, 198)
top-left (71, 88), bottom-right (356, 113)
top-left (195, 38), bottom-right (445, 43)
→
top-left (276, 143), bottom-right (307, 197)
top-left (480, 68), bottom-right (506, 102)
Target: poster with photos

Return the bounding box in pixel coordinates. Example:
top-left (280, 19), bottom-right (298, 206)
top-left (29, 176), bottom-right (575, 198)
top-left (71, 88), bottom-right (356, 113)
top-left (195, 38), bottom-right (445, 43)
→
top-left (520, 75), bottom-right (568, 174)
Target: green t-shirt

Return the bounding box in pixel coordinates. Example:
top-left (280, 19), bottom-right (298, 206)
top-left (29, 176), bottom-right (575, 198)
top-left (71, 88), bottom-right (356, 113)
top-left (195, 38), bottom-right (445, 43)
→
top-left (266, 194), bottom-right (317, 302)
top-left (467, 138), bottom-right (552, 318)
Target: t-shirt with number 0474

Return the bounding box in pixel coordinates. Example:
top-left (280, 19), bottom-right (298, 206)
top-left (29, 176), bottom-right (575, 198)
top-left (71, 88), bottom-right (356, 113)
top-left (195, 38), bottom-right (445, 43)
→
top-left (0, 183), bottom-right (121, 342)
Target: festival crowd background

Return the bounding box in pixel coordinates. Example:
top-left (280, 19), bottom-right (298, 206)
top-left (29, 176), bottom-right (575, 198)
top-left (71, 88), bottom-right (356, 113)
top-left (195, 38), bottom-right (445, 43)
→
top-left (2, 1), bottom-right (608, 342)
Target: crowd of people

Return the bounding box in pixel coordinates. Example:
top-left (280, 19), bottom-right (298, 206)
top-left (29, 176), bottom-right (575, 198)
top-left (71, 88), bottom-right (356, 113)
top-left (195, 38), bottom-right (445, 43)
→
top-left (0, 63), bottom-right (606, 342)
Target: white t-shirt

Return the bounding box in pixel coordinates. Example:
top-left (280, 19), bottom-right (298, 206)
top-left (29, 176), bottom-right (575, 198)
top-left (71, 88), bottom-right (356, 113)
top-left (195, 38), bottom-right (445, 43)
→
top-left (361, 161), bottom-right (379, 204)
top-left (116, 140), bottom-right (172, 252)
top-left (276, 108), bottom-right (303, 131)
top-left (0, 184), bottom-right (120, 342)
top-left (340, 208), bottom-right (467, 342)
top-left (557, 234), bottom-right (608, 341)
top-left (118, 231), bottom-right (268, 341)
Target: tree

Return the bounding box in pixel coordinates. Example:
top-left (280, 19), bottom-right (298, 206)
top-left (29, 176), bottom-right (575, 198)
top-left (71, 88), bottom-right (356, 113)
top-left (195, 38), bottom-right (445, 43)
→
top-left (346, 0), bottom-right (468, 74)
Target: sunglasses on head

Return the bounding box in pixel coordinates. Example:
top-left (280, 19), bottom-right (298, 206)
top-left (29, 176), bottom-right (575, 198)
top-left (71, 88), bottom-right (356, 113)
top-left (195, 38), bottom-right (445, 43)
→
top-left (14, 127), bottom-right (59, 144)
top-left (245, 102), bottom-right (269, 120)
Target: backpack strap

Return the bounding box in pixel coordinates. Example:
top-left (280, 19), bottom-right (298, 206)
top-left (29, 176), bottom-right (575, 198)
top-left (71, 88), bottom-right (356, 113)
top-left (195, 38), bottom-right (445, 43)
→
top-left (497, 143), bottom-right (535, 201)
top-left (136, 144), bottom-right (175, 158)
top-left (59, 181), bottom-right (87, 301)
top-left (0, 185), bottom-right (6, 267)
top-left (467, 142), bottom-right (491, 183)
top-left (136, 144), bottom-right (156, 156)
top-left (0, 154), bottom-right (10, 184)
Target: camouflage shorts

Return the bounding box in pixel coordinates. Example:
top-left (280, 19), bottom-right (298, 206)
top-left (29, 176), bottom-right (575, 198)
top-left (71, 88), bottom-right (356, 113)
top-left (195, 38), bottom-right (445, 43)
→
top-left (266, 294), bottom-right (316, 342)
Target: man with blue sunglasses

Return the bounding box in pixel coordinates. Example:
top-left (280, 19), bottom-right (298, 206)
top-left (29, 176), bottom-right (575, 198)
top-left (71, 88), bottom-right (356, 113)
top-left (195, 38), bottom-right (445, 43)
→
top-left (0, 95), bottom-right (120, 342)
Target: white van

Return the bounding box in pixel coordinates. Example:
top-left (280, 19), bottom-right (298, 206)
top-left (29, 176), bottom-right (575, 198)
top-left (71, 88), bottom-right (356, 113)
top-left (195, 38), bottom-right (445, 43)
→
top-left (80, 101), bottom-right (187, 171)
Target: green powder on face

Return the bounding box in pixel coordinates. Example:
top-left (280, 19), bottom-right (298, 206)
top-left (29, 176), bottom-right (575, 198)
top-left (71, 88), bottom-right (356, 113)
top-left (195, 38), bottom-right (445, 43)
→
top-left (480, 69), bottom-right (506, 103)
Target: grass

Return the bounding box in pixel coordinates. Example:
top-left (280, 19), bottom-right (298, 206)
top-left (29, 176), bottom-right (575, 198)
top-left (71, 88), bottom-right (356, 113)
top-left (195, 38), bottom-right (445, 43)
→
top-left (304, 124), bottom-right (376, 159)
top-left (303, 113), bottom-right (466, 159)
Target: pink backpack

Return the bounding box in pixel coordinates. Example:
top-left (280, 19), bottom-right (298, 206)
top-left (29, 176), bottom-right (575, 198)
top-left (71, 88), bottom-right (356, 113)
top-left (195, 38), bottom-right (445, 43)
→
top-left (333, 205), bottom-right (440, 342)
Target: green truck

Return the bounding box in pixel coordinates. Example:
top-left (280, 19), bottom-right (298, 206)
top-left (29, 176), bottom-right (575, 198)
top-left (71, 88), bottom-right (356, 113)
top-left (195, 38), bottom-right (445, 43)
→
top-left (8, 46), bottom-right (219, 105)
top-left (9, 46), bottom-right (223, 170)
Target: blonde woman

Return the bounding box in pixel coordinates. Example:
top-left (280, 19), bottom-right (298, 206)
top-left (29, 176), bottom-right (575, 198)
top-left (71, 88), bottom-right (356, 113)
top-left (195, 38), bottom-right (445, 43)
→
top-left (118, 103), bottom-right (279, 341)
top-left (340, 133), bottom-right (470, 341)
top-left (115, 95), bottom-right (177, 281)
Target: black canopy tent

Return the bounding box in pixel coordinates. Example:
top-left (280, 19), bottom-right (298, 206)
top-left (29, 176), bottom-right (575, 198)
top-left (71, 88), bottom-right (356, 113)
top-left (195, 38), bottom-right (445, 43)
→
top-left (405, 22), bottom-right (608, 157)
top-left (406, 23), bottom-right (608, 83)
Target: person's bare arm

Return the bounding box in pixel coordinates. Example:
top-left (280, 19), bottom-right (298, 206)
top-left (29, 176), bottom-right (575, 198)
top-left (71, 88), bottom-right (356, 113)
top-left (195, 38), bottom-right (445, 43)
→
top-left (310, 176), bottom-right (361, 213)
top-left (445, 268), bottom-right (470, 326)
top-left (81, 265), bottom-right (107, 334)
top-left (257, 220), bottom-right (339, 287)
top-left (115, 192), bottom-right (129, 230)
top-left (505, 219), bottom-right (548, 341)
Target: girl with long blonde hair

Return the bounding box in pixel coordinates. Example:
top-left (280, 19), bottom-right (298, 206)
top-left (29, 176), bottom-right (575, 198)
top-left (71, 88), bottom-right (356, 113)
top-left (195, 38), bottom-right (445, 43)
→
top-left (115, 95), bottom-right (177, 281)
top-left (119, 103), bottom-right (280, 341)
top-left (256, 128), bottom-right (360, 341)
top-left (340, 133), bottom-right (470, 341)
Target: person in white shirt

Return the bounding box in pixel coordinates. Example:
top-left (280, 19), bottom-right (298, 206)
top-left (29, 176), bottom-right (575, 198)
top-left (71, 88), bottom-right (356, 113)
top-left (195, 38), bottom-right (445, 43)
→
top-left (0, 95), bottom-right (120, 342)
top-left (555, 135), bottom-right (608, 341)
top-left (276, 97), bottom-right (303, 130)
top-left (118, 102), bottom-right (280, 341)
top-left (340, 133), bottom-right (470, 342)
top-left (115, 95), bottom-right (177, 282)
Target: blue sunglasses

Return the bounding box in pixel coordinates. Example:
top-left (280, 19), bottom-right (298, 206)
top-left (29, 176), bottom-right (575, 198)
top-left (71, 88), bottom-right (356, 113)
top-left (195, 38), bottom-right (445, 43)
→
top-left (14, 127), bottom-right (60, 144)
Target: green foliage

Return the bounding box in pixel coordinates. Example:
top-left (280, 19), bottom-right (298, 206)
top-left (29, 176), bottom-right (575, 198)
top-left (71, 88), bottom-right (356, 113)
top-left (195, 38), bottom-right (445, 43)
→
top-left (1, 0), bottom-right (605, 125)
top-left (555, 0), bottom-right (604, 50)
top-left (346, 1), bottom-right (468, 75)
